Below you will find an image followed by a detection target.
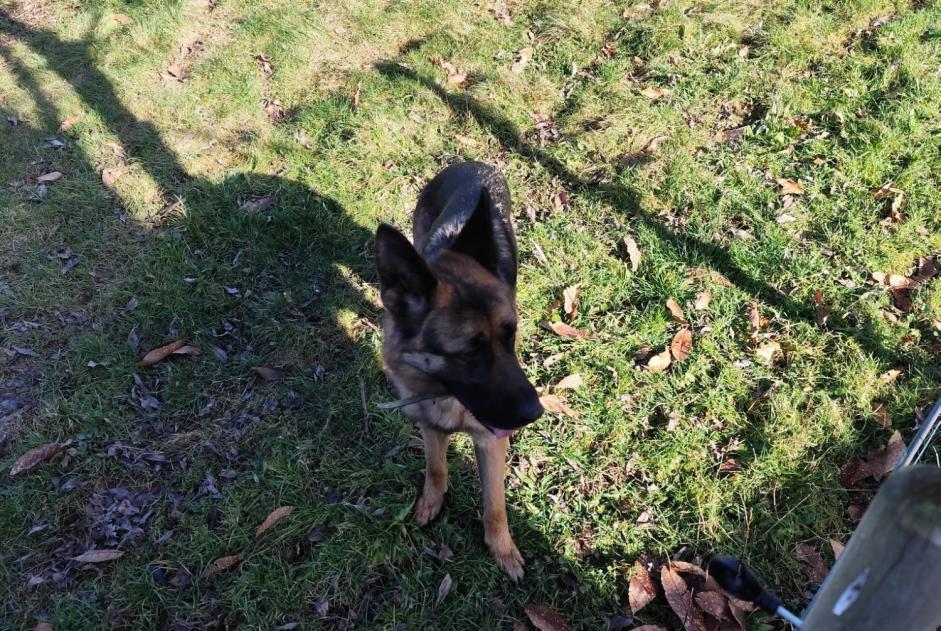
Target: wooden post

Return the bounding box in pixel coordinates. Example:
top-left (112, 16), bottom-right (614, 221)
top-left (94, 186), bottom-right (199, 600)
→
top-left (802, 466), bottom-right (941, 631)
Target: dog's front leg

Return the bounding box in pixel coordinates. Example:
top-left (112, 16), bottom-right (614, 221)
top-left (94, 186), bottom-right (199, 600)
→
top-left (473, 433), bottom-right (524, 582)
top-left (415, 423), bottom-right (449, 526)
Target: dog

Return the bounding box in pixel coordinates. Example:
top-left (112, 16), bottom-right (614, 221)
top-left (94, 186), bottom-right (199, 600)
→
top-left (375, 161), bottom-right (544, 581)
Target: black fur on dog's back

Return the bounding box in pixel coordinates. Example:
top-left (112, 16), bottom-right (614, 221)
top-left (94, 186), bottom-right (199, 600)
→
top-left (413, 161), bottom-right (517, 289)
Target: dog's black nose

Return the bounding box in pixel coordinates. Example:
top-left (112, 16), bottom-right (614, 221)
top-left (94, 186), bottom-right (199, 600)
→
top-left (516, 398), bottom-right (544, 424)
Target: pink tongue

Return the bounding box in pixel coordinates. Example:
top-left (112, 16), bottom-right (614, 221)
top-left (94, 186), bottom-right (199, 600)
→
top-left (490, 427), bottom-right (514, 438)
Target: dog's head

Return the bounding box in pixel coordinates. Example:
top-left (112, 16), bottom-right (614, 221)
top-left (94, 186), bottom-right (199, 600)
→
top-left (375, 224), bottom-right (543, 436)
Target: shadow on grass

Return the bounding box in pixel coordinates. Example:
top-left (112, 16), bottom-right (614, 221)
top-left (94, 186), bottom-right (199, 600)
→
top-left (0, 10), bottom-right (633, 630)
top-left (373, 58), bottom-right (936, 379)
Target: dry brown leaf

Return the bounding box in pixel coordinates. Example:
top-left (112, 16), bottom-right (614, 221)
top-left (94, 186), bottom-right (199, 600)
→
top-left (671, 329), bottom-right (693, 362)
top-left (255, 54), bottom-right (273, 77)
top-left (256, 505), bottom-right (295, 536)
top-left (641, 86), bottom-right (668, 100)
top-left (539, 394), bottom-right (578, 419)
top-left (166, 61), bottom-right (185, 80)
top-left (140, 339), bottom-right (187, 366)
top-left (562, 284), bottom-right (580, 317)
top-left (171, 345), bottom-right (201, 357)
top-left (747, 302), bottom-right (762, 338)
top-left (666, 298), bottom-right (687, 324)
top-left (10, 442), bottom-right (63, 476)
top-left (102, 168), bottom-right (121, 187)
top-left (546, 322), bottom-right (596, 340)
top-left (512, 47), bottom-right (534, 73)
top-left (254, 366), bottom-right (285, 381)
top-left (869, 430), bottom-right (905, 480)
top-left (555, 374), bottom-right (583, 390)
top-left (524, 604), bottom-right (573, 631)
top-left (72, 549), bottom-right (124, 563)
top-left (694, 291), bottom-right (711, 310)
top-left (871, 402), bottom-right (892, 428)
top-left (695, 591), bottom-right (729, 620)
top-left (776, 177), bottom-right (804, 195)
top-left (794, 543), bottom-right (829, 585)
top-left (550, 191), bottom-right (569, 213)
top-left (776, 212), bottom-right (797, 224)
top-left (830, 539), bottom-right (845, 561)
top-left (728, 601), bottom-right (748, 630)
top-left (813, 290), bottom-right (831, 326)
top-left (628, 560), bottom-right (658, 614)
top-left (871, 181), bottom-right (896, 200)
top-left (105, 143), bottom-right (127, 159)
top-left (880, 368), bottom-right (902, 383)
top-left (38, 171), bottom-right (63, 183)
top-left (491, 2), bottom-right (512, 25)
top-left (59, 115), bottom-right (82, 131)
top-left (624, 236), bottom-right (642, 271)
top-left (755, 341), bottom-right (780, 364)
top-left (112, 13), bottom-right (132, 25)
top-left (643, 135), bottom-right (669, 153)
top-left (203, 555), bottom-right (241, 577)
top-left (646, 348), bottom-right (672, 373)
top-left (435, 573), bottom-right (453, 607)
top-left (661, 566), bottom-right (707, 631)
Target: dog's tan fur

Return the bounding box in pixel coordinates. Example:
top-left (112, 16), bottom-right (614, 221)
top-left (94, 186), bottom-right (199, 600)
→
top-left (381, 250), bottom-right (526, 581)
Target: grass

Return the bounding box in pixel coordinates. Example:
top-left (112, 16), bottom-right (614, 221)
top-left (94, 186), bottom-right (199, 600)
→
top-left (1, 0), bottom-right (940, 628)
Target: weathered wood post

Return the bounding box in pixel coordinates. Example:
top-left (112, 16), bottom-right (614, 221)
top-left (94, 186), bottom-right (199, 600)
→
top-left (802, 465), bottom-right (941, 630)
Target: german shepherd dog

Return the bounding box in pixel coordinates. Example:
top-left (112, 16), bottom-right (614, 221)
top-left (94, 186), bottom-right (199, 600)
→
top-left (375, 161), bottom-right (544, 581)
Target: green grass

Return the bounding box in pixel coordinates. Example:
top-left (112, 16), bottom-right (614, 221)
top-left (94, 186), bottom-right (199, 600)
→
top-left (1, 0), bottom-right (940, 628)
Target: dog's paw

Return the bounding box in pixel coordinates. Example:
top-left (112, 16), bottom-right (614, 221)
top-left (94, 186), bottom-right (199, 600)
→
top-left (490, 540), bottom-right (525, 583)
top-left (414, 491), bottom-right (444, 526)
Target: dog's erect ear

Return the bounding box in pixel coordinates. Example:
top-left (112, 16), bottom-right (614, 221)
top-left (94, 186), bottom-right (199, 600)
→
top-left (375, 224), bottom-right (437, 325)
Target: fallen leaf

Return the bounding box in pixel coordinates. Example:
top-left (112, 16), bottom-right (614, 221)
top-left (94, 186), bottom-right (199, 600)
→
top-left (794, 543), bottom-right (828, 585)
top-left (37, 171), bottom-right (63, 183)
top-left (641, 86), bottom-right (668, 100)
top-left (102, 168), bottom-right (121, 187)
top-left (813, 290), bottom-right (831, 326)
top-left (512, 47), bottom-right (534, 73)
top-left (871, 181), bottom-right (896, 200)
top-left (776, 177), bottom-right (804, 195)
top-left (666, 298), bottom-right (687, 324)
top-left (171, 345), bottom-right (201, 357)
top-left (646, 348), bottom-right (672, 373)
top-left (550, 191), bottom-right (569, 213)
top-left (10, 443), bottom-right (63, 476)
top-left (263, 98), bottom-right (286, 122)
top-left (491, 2), bottom-right (512, 25)
top-left (562, 285), bottom-right (580, 317)
top-left (628, 560), bottom-right (658, 614)
top-left (239, 194), bottom-right (278, 213)
top-left (670, 329), bottom-right (692, 362)
top-left (255, 54), bottom-right (273, 77)
top-left (59, 115), bottom-right (82, 131)
top-left (545, 322), bottom-right (596, 340)
top-left (623, 236), bottom-right (642, 271)
top-left (755, 341), bottom-right (780, 363)
top-left (661, 566), bottom-right (707, 631)
top-left (728, 601), bottom-right (748, 630)
top-left (166, 61), bottom-right (185, 80)
top-left (694, 291), bottom-right (711, 310)
top-left (747, 302), bottom-right (762, 338)
top-left (255, 366), bottom-right (285, 381)
top-left (695, 591), bottom-right (729, 620)
top-left (607, 614), bottom-right (634, 631)
top-left (525, 604), bottom-right (573, 631)
top-left (555, 374), bottom-right (583, 390)
top-left (72, 549), bottom-right (125, 563)
top-left (256, 505), bottom-right (295, 536)
top-left (830, 539), bottom-right (845, 561)
top-left (776, 212), bottom-right (797, 224)
top-left (112, 13), bottom-right (133, 24)
top-left (839, 430), bottom-right (906, 486)
top-left (202, 555), bottom-right (240, 577)
top-left (643, 134), bottom-right (669, 153)
top-left (667, 411), bottom-right (680, 432)
top-left (880, 368), bottom-right (902, 384)
top-left (140, 339), bottom-right (187, 366)
top-left (871, 402), bottom-right (891, 428)
top-left (435, 573), bottom-right (453, 607)
top-left (540, 394), bottom-right (578, 418)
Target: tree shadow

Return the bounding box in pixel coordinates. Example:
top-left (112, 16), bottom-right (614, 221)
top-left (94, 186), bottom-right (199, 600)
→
top-left (0, 10), bottom-right (636, 631)
top-left (373, 59), bottom-right (936, 379)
